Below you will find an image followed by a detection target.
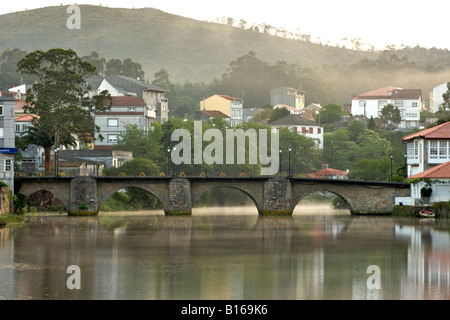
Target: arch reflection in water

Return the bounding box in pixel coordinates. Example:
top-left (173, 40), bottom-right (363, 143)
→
top-left (0, 211), bottom-right (449, 299)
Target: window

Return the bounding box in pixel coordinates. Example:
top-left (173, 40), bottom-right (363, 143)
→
top-left (0, 105), bottom-right (3, 116)
top-left (107, 118), bottom-right (118, 127)
top-left (0, 128), bottom-right (3, 138)
top-left (318, 128), bottom-right (321, 134)
top-left (394, 101), bottom-right (403, 108)
top-left (440, 141), bottom-right (448, 159)
top-left (15, 124), bottom-right (20, 132)
top-left (128, 107), bottom-right (136, 112)
top-left (309, 127), bottom-right (313, 134)
top-left (412, 102), bottom-right (418, 108)
top-left (429, 141), bottom-right (438, 159)
top-left (302, 127), bottom-right (306, 134)
top-left (5, 159), bottom-right (11, 171)
top-left (108, 134), bottom-right (118, 143)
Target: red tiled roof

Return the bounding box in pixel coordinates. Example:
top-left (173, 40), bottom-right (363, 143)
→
top-left (402, 122), bottom-right (450, 141)
top-left (15, 99), bottom-right (28, 110)
top-left (217, 94), bottom-right (243, 102)
top-left (94, 112), bottom-right (144, 116)
top-left (308, 168), bottom-right (348, 178)
top-left (274, 104), bottom-right (300, 112)
top-left (109, 96), bottom-right (146, 106)
top-left (15, 114), bottom-right (38, 122)
top-left (353, 86), bottom-right (401, 99)
top-left (199, 110), bottom-right (230, 118)
top-left (391, 89), bottom-right (422, 100)
top-left (408, 161), bottom-right (450, 179)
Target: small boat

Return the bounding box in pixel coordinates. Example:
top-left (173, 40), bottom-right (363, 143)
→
top-left (419, 210), bottom-right (435, 218)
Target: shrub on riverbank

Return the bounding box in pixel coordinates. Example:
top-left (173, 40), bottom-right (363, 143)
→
top-left (433, 201), bottom-right (450, 218)
top-left (392, 205), bottom-right (416, 216)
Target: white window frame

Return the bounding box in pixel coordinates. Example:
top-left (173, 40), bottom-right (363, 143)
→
top-left (107, 134), bottom-right (118, 143)
top-left (107, 118), bottom-right (119, 127)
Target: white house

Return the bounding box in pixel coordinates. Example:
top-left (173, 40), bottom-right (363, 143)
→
top-left (351, 86), bottom-right (422, 129)
top-left (402, 121), bottom-right (450, 177)
top-left (429, 82), bottom-right (449, 112)
top-left (408, 161), bottom-right (450, 204)
top-left (94, 96), bottom-right (149, 149)
top-left (85, 77), bottom-right (120, 97)
top-left (269, 114), bottom-right (323, 149)
top-left (0, 96), bottom-right (15, 190)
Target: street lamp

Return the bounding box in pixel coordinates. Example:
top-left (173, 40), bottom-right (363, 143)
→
top-left (167, 147), bottom-right (171, 175)
top-left (279, 149), bottom-right (282, 175)
top-left (173, 146), bottom-right (177, 177)
top-left (390, 153), bottom-right (393, 182)
top-left (288, 146), bottom-right (292, 177)
top-left (54, 147), bottom-right (60, 176)
top-left (404, 152), bottom-right (407, 178)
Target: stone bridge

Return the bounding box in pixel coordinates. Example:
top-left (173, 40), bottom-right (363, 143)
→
top-left (14, 176), bottom-right (411, 215)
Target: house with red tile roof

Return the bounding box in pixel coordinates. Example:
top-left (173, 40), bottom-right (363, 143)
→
top-left (273, 104), bottom-right (301, 115)
top-left (351, 86), bottom-right (423, 129)
top-left (403, 121), bottom-right (450, 177)
top-left (408, 161), bottom-right (450, 204)
top-left (200, 95), bottom-right (243, 126)
top-left (269, 114), bottom-right (323, 149)
top-left (307, 164), bottom-right (348, 179)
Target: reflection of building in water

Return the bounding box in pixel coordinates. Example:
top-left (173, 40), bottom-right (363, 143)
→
top-left (0, 228), bottom-right (15, 299)
top-left (395, 225), bottom-right (450, 299)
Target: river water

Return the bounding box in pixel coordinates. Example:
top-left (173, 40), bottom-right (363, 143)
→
top-left (0, 205), bottom-right (449, 300)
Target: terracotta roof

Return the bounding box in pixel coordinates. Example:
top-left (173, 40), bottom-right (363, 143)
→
top-left (308, 168), bottom-right (348, 178)
top-left (198, 110), bottom-right (230, 118)
top-left (217, 94), bottom-right (243, 102)
top-left (274, 104), bottom-right (300, 113)
top-left (402, 122), bottom-right (450, 141)
top-left (353, 86), bottom-right (401, 99)
top-left (269, 114), bottom-right (319, 126)
top-left (94, 112), bottom-right (144, 116)
top-left (15, 99), bottom-right (28, 110)
top-left (15, 114), bottom-right (38, 122)
top-left (408, 161), bottom-right (450, 179)
top-left (109, 96), bottom-right (146, 106)
top-left (391, 89), bottom-right (422, 100)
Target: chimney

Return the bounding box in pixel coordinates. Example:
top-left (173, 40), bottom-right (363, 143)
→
top-left (321, 164), bottom-right (329, 170)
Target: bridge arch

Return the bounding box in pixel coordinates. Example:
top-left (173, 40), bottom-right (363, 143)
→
top-left (17, 185), bottom-right (70, 212)
top-left (190, 182), bottom-right (263, 214)
top-left (292, 190), bottom-right (353, 214)
top-left (96, 181), bottom-right (170, 213)
top-left (291, 185), bottom-right (356, 214)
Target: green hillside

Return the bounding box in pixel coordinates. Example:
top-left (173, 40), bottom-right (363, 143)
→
top-left (2, 5), bottom-right (450, 106)
top-left (0, 5), bottom-right (372, 82)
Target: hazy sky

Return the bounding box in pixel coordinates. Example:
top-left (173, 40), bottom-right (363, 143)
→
top-left (2, 0), bottom-right (449, 50)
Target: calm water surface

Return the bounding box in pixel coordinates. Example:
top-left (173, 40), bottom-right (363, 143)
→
top-left (1, 206), bottom-right (449, 300)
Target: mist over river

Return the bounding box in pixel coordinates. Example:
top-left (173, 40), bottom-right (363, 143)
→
top-left (1, 205), bottom-right (449, 300)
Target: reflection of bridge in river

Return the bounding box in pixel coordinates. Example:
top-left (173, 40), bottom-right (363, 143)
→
top-left (3, 215), bottom-right (449, 299)
top-left (15, 176), bottom-right (410, 215)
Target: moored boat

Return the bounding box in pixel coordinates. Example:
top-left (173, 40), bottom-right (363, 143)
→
top-left (419, 210), bottom-right (435, 218)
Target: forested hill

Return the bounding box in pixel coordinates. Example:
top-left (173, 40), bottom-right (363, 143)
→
top-left (0, 5), bottom-right (370, 82)
top-left (2, 5), bottom-right (450, 106)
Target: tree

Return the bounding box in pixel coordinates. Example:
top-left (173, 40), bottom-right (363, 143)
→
top-left (380, 103), bottom-right (401, 126)
top-left (441, 82), bottom-right (450, 111)
top-left (17, 48), bottom-right (111, 173)
top-left (269, 107), bottom-right (290, 123)
top-left (318, 103), bottom-right (345, 124)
